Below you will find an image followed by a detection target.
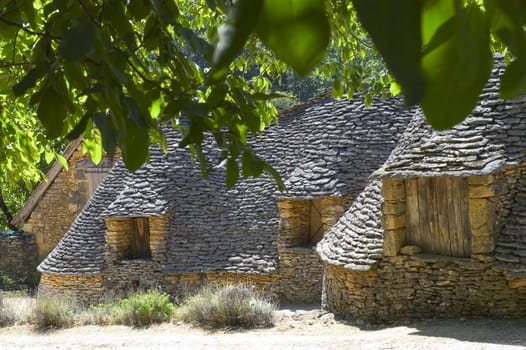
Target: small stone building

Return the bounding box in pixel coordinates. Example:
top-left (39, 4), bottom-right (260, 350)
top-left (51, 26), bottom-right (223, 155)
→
top-left (37, 93), bottom-right (413, 305)
top-left (12, 139), bottom-right (114, 262)
top-left (318, 62), bottom-right (526, 322)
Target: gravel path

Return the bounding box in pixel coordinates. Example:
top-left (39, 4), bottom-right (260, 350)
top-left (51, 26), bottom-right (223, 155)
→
top-left (1, 309), bottom-right (525, 350)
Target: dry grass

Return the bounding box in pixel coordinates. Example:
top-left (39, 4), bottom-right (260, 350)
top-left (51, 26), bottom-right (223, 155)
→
top-left (175, 284), bottom-right (275, 329)
top-left (0, 292), bottom-right (35, 326)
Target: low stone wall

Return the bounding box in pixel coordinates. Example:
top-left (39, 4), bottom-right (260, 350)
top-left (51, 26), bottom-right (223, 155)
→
top-left (324, 254), bottom-right (526, 323)
top-left (0, 233), bottom-right (39, 288)
top-left (277, 247), bottom-right (323, 303)
top-left (38, 273), bottom-right (104, 305)
top-left (163, 272), bottom-right (275, 301)
top-left (103, 259), bottom-right (164, 298)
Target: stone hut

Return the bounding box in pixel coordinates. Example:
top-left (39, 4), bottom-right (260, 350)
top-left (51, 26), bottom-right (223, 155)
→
top-left (37, 93), bottom-right (413, 305)
top-left (12, 139), bottom-right (114, 262)
top-left (318, 62), bottom-right (526, 322)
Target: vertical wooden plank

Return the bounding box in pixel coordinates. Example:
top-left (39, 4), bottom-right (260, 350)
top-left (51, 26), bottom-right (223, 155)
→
top-left (130, 217), bottom-right (151, 259)
top-left (435, 177), bottom-right (451, 256)
top-left (459, 178), bottom-right (472, 256)
top-left (405, 179), bottom-right (420, 246)
top-left (432, 177), bottom-right (440, 254)
top-left (417, 177), bottom-right (432, 252)
top-left (446, 177), bottom-right (461, 256)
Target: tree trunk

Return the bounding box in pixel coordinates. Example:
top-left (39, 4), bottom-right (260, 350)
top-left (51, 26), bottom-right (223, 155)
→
top-left (0, 187), bottom-right (18, 231)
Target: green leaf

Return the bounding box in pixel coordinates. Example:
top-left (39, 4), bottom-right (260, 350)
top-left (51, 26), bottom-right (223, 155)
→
top-left (242, 150), bottom-right (265, 177)
top-left (93, 112), bottom-right (118, 159)
top-left (44, 150), bottom-right (54, 164)
top-left (212, 0), bottom-right (263, 70)
top-left (121, 117), bottom-right (149, 172)
top-left (58, 19), bottom-right (96, 61)
top-left (124, 97), bottom-right (147, 128)
top-left (353, 0), bottom-right (425, 105)
top-left (207, 85), bottom-right (227, 107)
top-left (389, 81), bottom-right (401, 96)
top-left (37, 85), bottom-right (67, 138)
top-left (56, 154), bottom-right (68, 169)
top-left (12, 63), bottom-right (48, 97)
top-left (66, 113), bottom-right (90, 140)
top-left (263, 163), bottom-right (285, 192)
top-left (500, 58), bottom-right (526, 98)
top-left (256, 0), bottom-right (330, 76)
top-left (149, 98), bottom-right (162, 119)
top-left (226, 158), bottom-right (239, 188)
top-left (485, 0), bottom-right (526, 57)
top-left (421, 3), bottom-right (492, 130)
top-left (332, 79), bottom-right (343, 99)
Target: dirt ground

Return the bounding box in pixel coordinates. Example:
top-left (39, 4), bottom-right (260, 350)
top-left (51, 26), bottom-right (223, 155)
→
top-left (1, 305), bottom-right (526, 350)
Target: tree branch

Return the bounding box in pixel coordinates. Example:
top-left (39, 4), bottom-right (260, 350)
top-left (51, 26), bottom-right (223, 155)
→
top-left (0, 15), bottom-right (61, 40)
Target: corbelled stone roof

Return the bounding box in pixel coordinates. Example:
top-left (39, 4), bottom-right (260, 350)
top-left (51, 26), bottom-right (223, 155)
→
top-left (319, 57), bottom-right (526, 272)
top-left (317, 180), bottom-right (384, 270)
top-left (38, 161), bottom-right (129, 274)
top-left (373, 62), bottom-right (526, 179)
top-left (257, 93), bottom-right (414, 199)
top-left (38, 92), bottom-right (413, 276)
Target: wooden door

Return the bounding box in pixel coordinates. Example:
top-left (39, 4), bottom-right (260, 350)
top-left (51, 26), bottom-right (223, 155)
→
top-left (405, 177), bottom-right (471, 257)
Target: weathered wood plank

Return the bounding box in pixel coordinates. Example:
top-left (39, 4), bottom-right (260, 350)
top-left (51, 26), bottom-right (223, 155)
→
top-left (405, 178), bottom-right (420, 246)
top-left (446, 177), bottom-right (461, 256)
top-left (459, 178), bottom-right (472, 256)
top-left (435, 177), bottom-right (451, 256)
top-left (416, 177), bottom-right (432, 252)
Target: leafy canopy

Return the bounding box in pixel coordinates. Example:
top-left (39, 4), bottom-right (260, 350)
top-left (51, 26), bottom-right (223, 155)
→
top-left (0, 0), bottom-right (524, 190)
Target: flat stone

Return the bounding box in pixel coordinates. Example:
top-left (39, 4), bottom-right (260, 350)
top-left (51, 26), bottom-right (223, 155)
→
top-left (400, 245), bottom-right (422, 256)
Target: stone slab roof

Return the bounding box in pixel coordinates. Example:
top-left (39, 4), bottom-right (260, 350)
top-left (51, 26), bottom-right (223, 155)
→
top-left (258, 93), bottom-right (414, 199)
top-left (373, 60), bottom-right (526, 179)
top-left (38, 161), bottom-right (129, 274)
top-left (38, 93), bottom-right (413, 276)
top-left (317, 180), bottom-right (384, 270)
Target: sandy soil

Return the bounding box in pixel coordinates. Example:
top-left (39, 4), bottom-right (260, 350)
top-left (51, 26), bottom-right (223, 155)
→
top-left (1, 306), bottom-right (525, 350)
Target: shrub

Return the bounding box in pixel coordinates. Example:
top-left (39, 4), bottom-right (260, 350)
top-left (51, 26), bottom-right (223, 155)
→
top-left (176, 284), bottom-right (275, 329)
top-left (84, 291), bottom-right (175, 327)
top-left (30, 296), bottom-right (77, 330)
top-left (0, 295), bottom-right (16, 327)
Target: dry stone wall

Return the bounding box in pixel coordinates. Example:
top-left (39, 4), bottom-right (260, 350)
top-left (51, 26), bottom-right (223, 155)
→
top-left (23, 147), bottom-right (91, 261)
top-left (324, 255), bottom-right (526, 323)
top-left (277, 196), bottom-right (346, 303)
top-left (38, 273), bottom-right (104, 305)
top-left (0, 233), bottom-right (39, 288)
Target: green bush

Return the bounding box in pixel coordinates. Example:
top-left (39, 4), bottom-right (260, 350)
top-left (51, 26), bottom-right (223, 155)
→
top-left (85, 291), bottom-right (175, 327)
top-left (30, 296), bottom-right (77, 330)
top-left (176, 284), bottom-right (275, 329)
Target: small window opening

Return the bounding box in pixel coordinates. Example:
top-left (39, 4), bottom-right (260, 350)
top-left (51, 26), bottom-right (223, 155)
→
top-left (128, 217), bottom-right (151, 259)
top-left (292, 199), bottom-right (324, 247)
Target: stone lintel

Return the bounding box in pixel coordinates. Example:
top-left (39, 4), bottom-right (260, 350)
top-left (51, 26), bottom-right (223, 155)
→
top-left (382, 179), bottom-right (405, 201)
